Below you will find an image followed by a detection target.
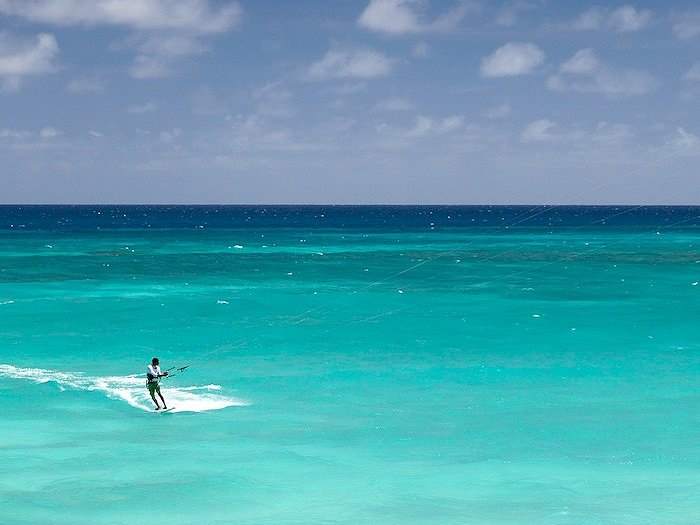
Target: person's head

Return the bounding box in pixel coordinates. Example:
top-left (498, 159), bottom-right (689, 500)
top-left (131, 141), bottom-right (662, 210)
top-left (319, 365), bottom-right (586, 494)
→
top-left (151, 357), bottom-right (159, 366)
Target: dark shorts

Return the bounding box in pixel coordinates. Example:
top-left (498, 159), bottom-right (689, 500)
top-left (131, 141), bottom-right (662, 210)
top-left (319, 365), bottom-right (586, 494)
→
top-left (147, 382), bottom-right (161, 395)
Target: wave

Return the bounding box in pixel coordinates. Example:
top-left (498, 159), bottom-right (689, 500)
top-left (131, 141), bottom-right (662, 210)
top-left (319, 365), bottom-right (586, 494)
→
top-left (0, 364), bottom-right (248, 413)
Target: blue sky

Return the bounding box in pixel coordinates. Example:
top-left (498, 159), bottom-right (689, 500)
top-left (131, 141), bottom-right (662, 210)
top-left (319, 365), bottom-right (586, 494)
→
top-left (1, 0), bottom-right (699, 204)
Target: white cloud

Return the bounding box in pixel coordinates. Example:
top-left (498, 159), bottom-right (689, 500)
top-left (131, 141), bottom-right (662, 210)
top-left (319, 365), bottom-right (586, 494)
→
top-left (377, 115), bottom-right (464, 144)
top-left (608, 5), bottom-right (651, 32)
top-left (159, 128), bottom-right (182, 143)
top-left (666, 127), bottom-right (700, 156)
top-left (66, 76), bottom-right (103, 93)
top-left (521, 119), bottom-right (557, 142)
top-left (572, 7), bottom-right (605, 31)
top-left (0, 128), bottom-right (32, 139)
top-left (307, 49), bottom-right (393, 81)
top-left (420, 115), bottom-right (463, 135)
top-left (672, 11), bottom-right (700, 39)
top-left (480, 42), bottom-right (544, 78)
top-left (253, 82), bottom-right (295, 118)
top-left (224, 115), bottom-right (324, 153)
top-left (0, 2), bottom-right (241, 80)
top-left (358, 0), bottom-right (470, 35)
top-left (495, 1), bottom-right (537, 27)
top-left (128, 101), bottom-right (158, 114)
top-left (130, 55), bottom-right (169, 79)
top-left (685, 62), bottom-right (700, 81)
top-left (0, 32), bottom-right (59, 91)
top-left (127, 34), bottom-right (206, 79)
top-left (89, 130), bottom-right (104, 137)
top-left (560, 48), bottom-right (600, 75)
top-left (0, 125), bottom-right (62, 140)
top-left (591, 121), bottom-right (633, 144)
top-left (135, 34), bottom-right (205, 57)
top-left (0, 0), bottom-right (241, 34)
top-left (375, 97), bottom-right (414, 112)
top-left (39, 126), bottom-right (61, 138)
top-left (484, 103), bottom-right (511, 119)
top-left (573, 5), bottom-right (651, 33)
top-left (521, 119), bottom-right (633, 144)
top-left (547, 48), bottom-right (656, 96)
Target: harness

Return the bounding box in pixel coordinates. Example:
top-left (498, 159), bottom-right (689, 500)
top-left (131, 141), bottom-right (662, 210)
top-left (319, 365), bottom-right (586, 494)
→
top-left (146, 368), bottom-right (159, 384)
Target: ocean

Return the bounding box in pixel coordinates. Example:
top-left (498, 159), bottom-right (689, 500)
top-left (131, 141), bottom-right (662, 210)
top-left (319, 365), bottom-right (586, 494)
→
top-left (0, 205), bottom-right (698, 525)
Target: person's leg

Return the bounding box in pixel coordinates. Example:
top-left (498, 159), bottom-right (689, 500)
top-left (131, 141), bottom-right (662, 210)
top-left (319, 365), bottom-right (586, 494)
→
top-left (156, 385), bottom-right (167, 409)
top-left (149, 384), bottom-right (161, 409)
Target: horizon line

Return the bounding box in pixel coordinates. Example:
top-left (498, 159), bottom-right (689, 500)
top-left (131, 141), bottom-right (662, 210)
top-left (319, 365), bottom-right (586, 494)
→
top-left (1, 203), bottom-right (700, 208)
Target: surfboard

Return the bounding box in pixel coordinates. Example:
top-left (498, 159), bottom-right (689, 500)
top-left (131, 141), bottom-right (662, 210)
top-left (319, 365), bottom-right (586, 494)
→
top-left (157, 407), bottom-right (176, 413)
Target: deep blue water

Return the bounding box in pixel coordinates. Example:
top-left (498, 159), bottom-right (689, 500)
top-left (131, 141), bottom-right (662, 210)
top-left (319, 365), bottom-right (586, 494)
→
top-left (1, 204), bottom-right (699, 230)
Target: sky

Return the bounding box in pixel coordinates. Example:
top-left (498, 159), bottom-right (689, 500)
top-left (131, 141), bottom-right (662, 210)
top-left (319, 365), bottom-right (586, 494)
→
top-left (1, 0), bottom-right (700, 204)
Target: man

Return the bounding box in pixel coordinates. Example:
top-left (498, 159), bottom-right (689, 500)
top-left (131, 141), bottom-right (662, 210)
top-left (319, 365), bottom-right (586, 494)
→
top-left (147, 357), bottom-right (169, 410)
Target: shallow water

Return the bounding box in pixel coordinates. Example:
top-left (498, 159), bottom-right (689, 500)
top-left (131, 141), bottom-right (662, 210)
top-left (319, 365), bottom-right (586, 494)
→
top-left (1, 206), bottom-right (699, 524)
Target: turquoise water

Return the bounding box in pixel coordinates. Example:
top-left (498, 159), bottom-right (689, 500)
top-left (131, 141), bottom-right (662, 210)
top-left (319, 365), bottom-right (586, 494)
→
top-left (1, 206), bottom-right (699, 524)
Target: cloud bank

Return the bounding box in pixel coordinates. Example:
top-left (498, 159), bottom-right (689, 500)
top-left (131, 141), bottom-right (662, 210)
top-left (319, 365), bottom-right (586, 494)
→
top-left (0, 0), bottom-right (241, 33)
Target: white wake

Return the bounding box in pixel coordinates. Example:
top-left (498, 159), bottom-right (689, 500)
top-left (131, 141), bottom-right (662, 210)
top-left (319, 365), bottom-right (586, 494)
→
top-left (0, 364), bottom-right (248, 413)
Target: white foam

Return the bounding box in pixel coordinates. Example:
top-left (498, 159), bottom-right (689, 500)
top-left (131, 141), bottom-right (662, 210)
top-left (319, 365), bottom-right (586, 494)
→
top-left (180, 384), bottom-right (222, 391)
top-left (0, 364), bottom-right (248, 413)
